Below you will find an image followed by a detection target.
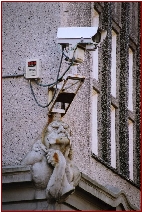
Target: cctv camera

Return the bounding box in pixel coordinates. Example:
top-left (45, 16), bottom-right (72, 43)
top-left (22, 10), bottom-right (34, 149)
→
top-left (57, 27), bottom-right (107, 64)
top-left (57, 27), bottom-right (107, 50)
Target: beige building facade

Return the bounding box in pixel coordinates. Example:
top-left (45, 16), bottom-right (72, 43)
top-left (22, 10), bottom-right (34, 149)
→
top-left (2, 2), bottom-right (141, 210)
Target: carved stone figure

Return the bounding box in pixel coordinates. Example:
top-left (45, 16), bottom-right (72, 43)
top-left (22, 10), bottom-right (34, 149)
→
top-left (22, 118), bottom-right (81, 203)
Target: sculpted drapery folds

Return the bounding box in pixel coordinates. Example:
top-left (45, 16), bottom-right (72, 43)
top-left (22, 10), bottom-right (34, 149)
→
top-left (22, 119), bottom-right (81, 203)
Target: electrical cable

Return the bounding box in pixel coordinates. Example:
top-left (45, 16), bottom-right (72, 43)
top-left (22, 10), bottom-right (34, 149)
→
top-left (48, 50), bottom-right (64, 106)
top-left (34, 56), bottom-right (75, 88)
top-left (55, 44), bottom-right (77, 81)
top-left (3, 46), bottom-right (76, 108)
top-left (62, 51), bottom-right (69, 61)
top-left (30, 80), bottom-right (48, 108)
top-left (30, 55), bottom-right (75, 108)
top-left (58, 57), bottom-right (75, 81)
top-left (34, 79), bottom-right (56, 87)
top-left (2, 74), bottom-right (24, 78)
top-left (35, 44), bottom-right (77, 88)
top-left (30, 51), bottom-right (65, 108)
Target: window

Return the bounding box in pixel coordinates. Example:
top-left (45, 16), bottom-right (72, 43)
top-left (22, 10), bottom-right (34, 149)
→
top-left (128, 48), bottom-right (134, 180)
top-left (128, 119), bottom-right (134, 180)
top-left (92, 10), bottom-right (99, 80)
top-left (90, 4), bottom-right (140, 188)
top-left (111, 30), bottom-right (117, 98)
top-left (92, 89), bottom-right (98, 155)
top-left (111, 105), bottom-right (116, 168)
top-left (128, 48), bottom-right (133, 111)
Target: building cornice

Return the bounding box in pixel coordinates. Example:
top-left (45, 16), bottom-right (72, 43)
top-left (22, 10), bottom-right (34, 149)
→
top-left (2, 166), bottom-right (139, 210)
top-left (80, 173), bottom-right (139, 211)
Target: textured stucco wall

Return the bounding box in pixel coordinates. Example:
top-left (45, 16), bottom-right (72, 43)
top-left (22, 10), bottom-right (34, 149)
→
top-left (2, 2), bottom-right (61, 165)
top-left (2, 2), bottom-right (140, 209)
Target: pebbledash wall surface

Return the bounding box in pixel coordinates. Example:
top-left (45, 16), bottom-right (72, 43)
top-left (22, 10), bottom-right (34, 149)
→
top-left (2, 2), bottom-right (141, 211)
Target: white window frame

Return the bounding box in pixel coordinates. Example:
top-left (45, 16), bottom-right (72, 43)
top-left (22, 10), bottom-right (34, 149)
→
top-left (92, 89), bottom-right (98, 155)
top-left (111, 105), bottom-right (116, 168)
top-left (92, 10), bottom-right (99, 80)
top-left (111, 30), bottom-right (117, 98)
top-left (128, 48), bottom-right (133, 111)
top-left (128, 119), bottom-right (134, 180)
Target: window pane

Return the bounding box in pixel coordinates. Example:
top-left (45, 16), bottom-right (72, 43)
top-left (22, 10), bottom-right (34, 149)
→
top-left (128, 48), bottom-right (133, 111)
top-left (92, 10), bottom-right (99, 80)
top-left (111, 30), bottom-right (117, 98)
top-left (111, 105), bottom-right (116, 168)
top-left (128, 119), bottom-right (133, 180)
top-left (92, 90), bottom-right (98, 155)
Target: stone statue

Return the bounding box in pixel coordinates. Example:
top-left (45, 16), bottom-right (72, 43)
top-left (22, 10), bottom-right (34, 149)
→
top-left (22, 118), bottom-right (81, 203)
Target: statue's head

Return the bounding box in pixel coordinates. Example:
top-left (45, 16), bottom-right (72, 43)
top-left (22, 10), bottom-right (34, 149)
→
top-left (47, 120), bottom-right (70, 138)
top-left (42, 120), bottom-right (72, 158)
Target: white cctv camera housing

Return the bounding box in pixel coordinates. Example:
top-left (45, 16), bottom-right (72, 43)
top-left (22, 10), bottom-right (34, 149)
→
top-left (57, 27), bottom-right (107, 50)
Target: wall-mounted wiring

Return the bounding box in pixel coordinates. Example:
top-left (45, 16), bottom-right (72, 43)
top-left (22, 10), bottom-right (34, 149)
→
top-left (29, 51), bottom-right (64, 108)
top-left (29, 52), bottom-right (75, 108)
top-left (2, 73), bottom-right (24, 78)
top-left (34, 57), bottom-right (75, 88)
top-left (2, 27), bottom-right (107, 114)
top-left (2, 67), bottom-right (25, 78)
top-left (2, 51), bottom-right (75, 109)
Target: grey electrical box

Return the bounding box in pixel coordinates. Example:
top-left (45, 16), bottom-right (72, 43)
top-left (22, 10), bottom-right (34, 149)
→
top-left (25, 59), bottom-right (40, 79)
